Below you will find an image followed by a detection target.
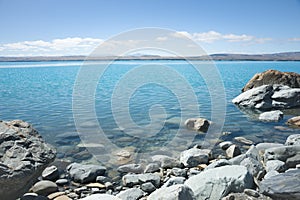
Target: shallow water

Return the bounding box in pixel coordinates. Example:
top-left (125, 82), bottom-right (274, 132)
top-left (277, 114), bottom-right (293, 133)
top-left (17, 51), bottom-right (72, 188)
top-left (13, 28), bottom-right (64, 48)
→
top-left (0, 60), bottom-right (299, 163)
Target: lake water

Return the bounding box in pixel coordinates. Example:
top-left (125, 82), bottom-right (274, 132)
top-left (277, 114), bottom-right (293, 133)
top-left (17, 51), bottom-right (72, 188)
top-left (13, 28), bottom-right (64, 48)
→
top-left (0, 60), bottom-right (299, 163)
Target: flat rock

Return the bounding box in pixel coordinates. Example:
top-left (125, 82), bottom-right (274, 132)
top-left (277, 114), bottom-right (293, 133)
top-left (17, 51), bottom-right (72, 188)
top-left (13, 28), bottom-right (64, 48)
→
top-left (185, 165), bottom-right (254, 200)
top-left (286, 116), bottom-right (300, 127)
top-left (116, 188), bottom-right (144, 200)
top-left (234, 137), bottom-right (254, 145)
top-left (285, 134), bottom-right (300, 145)
top-left (259, 169), bottom-right (300, 199)
top-left (180, 148), bottom-right (209, 167)
top-left (148, 184), bottom-right (194, 200)
top-left (184, 118), bottom-right (210, 132)
top-left (259, 110), bottom-right (283, 122)
top-left (0, 120), bottom-right (56, 199)
top-left (242, 69), bottom-right (300, 92)
top-left (30, 180), bottom-right (58, 196)
top-left (66, 163), bottom-right (106, 183)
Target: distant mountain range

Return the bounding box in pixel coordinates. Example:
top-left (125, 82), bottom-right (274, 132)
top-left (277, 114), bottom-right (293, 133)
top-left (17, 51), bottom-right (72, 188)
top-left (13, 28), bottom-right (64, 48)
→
top-left (1, 52), bottom-right (300, 62)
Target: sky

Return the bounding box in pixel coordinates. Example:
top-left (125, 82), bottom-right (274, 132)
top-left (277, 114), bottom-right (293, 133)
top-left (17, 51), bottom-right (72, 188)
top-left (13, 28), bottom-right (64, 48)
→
top-left (0, 0), bottom-right (300, 56)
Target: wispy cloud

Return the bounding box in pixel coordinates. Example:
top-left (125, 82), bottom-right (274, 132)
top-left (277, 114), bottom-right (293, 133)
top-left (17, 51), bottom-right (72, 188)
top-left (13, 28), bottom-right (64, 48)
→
top-left (0, 37), bottom-right (103, 56)
top-left (171, 30), bottom-right (272, 44)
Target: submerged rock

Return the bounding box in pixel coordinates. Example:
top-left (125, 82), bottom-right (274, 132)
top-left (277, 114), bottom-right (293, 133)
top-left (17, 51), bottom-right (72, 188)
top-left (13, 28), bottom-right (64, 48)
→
top-left (242, 69), bottom-right (300, 92)
top-left (232, 84), bottom-right (300, 110)
top-left (0, 120), bottom-right (56, 200)
top-left (259, 110), bottom-right (283, 122)
top-left (184, 118), bottom-right (210, 132)
top-left (185, 165), bottom-right (254, 200)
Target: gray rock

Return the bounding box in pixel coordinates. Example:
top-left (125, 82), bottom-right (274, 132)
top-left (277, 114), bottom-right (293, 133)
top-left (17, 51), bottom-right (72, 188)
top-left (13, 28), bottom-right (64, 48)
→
top-left (260, 169), bottom-right (300, 199)
top-left (141, 182), bottom-right (156, 193)
top-left (259, 110), bottom-right (283, 122)
top-left (80, 194), bottom-right (121, 200)
top-left (285, 134), bottom-right (300, 145)
top-left (264, 170), bottom-right (279, 180)
top-left (0, 120), bottom-right (56, 200)
top-left (264, 145), bottom-right (300, 168)
top-left (255, 143), bottom-right (283, 154)
top-left (122, 174), bottom-right (140, 187)
top-left (265, 160), bottom-right (286, 172)
top-left (232, 84), bottom-right (300, 110)
top-left (222, 192), bottom-right (272, 200)
top-left (55, 178), bottom-right (69, 186)
top-left (152, 155), bottom-right (182, 169)
top-left (138, 173), bottom-right (161, 188)
top-left (185, 165), bottom-right (254, 200)
top-left (144, 163), bottom-right (160, 173)
top-left (219, 141), bottom-right (233, 150)
top-left (116, 188), bottom-right (144, 200)
top-left (185, 118), bottom-right (210, 132)
top-left (180, 148), bottom-right (209, 167)
top-left (30, 180), bottom-right (58, 196)
top-left (96, 176), bottom-right (110, 184)
top-left (171, 168), bottom-right (187, 177)
top-left (67, 163), bottom-right (106, 183)
top-left (226, 145), bottom-right (241, 158)
top-left (117, 164), bottom-right (143, 174)
top-left (240, 157), bottom-right (264, 177)
top-left (205, 159), bottom-right (231, 170)
top-left (163, 177), bottom-right (186, 187)
top-left (148, 184), bottom-right (194, 200)
top-left (42, 165), bottom-right (59, 181)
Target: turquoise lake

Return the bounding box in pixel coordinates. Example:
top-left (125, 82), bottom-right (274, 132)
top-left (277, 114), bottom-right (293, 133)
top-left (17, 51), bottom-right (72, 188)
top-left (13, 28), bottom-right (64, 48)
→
top-left (0, 60), bottom-right (300, 163)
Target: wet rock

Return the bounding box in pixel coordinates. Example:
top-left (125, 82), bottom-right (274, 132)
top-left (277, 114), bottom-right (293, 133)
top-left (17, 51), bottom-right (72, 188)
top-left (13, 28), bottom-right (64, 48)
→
top-left (285, 134), bottom-right (300, 145)
top-left (286, 116), bottom-right (300, 128)
top-left (0, 120), bottom-right (56, 199)
top-left (42, 165), bottom-right (59, 181)
top-left (242, 69), bottom-right (300, 92)
top-left (184, 118), bottom-right (210, 132)
top-left (148, 184), bottom-right (194, 200)
top-left (226, 145), bottom-right (241, 158)
top-left (219, 141), bottom-right (233, 150)
top-left (265, 160), bottom-right (286, 172)
top-left (232, 84), bottom-right (300, 110)
top-left (259, 169), bottom-right (300, 199)
top-left (66, 163), bottom-right (106, 183)
top-left (30, 180), bottom-right (58, 196)
top-left (185, 165), bottom-right (254, 200)
top-left (116, 188), bottom-right (144, 200)
top-left (180, 148), bottom-right (209, 167)
top-left (151, 155), bottom-right (182, 169)
top-left (117, 164), bottom-right (143, 174)
top-left (259, 110), bottom-right (283, 122)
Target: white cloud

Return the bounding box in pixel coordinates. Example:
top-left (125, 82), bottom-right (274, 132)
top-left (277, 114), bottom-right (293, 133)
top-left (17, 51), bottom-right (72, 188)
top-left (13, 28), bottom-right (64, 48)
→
top-left (171, 30), bottom-right (271, 44)
top-left (0, 37), bottom-right (103, 56)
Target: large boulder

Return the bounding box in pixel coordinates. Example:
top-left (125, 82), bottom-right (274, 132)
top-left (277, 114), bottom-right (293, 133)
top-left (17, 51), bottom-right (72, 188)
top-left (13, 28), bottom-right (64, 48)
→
top-left (0, 120), bottom-right (56, 200)
top-left (259, 169), bottom-right (300, 199)
top-left (185, 165), bottom-right (254, 200)
top-left (242, 69), bottom-right (300, 92)
top-left (148, 184), bottom-right (194, 200)
top-left (232, 84), bottom-right (300, 110)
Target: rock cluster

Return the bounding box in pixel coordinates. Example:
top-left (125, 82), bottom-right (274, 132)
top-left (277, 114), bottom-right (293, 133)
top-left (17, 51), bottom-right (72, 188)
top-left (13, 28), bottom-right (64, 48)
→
top-left (0, 120), bottom-right (56, 199)
top-left (242, 69), bottom-right (300, 92)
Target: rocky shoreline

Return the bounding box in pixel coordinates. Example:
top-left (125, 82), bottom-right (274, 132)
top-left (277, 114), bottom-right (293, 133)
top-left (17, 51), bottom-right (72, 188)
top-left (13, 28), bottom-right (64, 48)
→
top-left (1, 69), bottom-right (300, 200)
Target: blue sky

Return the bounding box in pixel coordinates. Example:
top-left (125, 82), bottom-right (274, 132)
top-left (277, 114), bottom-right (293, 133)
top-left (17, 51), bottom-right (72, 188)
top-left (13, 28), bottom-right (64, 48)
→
top-left (0, 0), bottom-right (300, 56)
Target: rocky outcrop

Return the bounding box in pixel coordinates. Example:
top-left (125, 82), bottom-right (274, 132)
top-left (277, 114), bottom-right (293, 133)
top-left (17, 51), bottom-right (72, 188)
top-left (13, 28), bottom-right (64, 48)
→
top-left (0, 120), bottom-right (56, 200)
top-left (242, 69), bottom-right (300, 92)
top-left (232, 84), bottom-right (300, 110)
